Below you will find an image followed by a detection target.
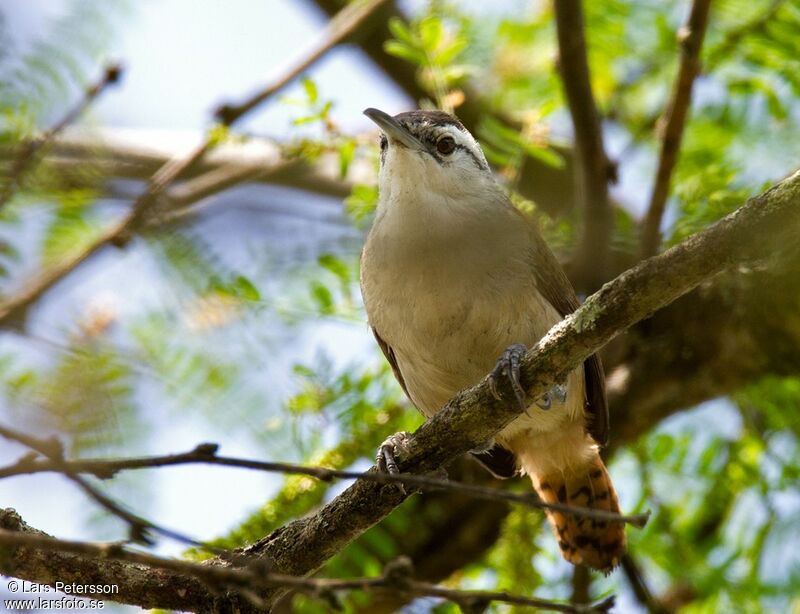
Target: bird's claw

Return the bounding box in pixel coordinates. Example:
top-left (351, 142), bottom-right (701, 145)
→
top-left (488, 343), bottom-right (530, 416)
top-left (535, 383), bottom-right (568, 410)
top-left (376, 431), bottom-right (412, 494)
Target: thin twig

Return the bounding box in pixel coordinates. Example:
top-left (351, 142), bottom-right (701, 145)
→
top-left (611, 0), bottom-right (782, 157)
top-left (0, 435), bottom-right (650, 528)
top-left (620, 553), bottom-right (670, 614)
top-left (152, 160), bottom-right (293, 225)
top-left (0, 524), bottom-right (614, 613)
top-left (0, 425), bottom-right (217, 550)
top-left (639, 0), bottom-right (713, 258)
top-left (0, 0), bottom-right (388, 328)
top-left (214, 0), bottom-right (388, 124)
top-left (8, 128), bottom-right (361, 203)
top-left (571, 565), bottom-right (592, 606)
top-left (553, 0), bottom-right (614, 291)
top-left (0, 63), bottom-right (123, 212)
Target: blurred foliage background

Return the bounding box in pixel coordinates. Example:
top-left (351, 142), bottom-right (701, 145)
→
top-left (0, 0), bottom-right (799, 612)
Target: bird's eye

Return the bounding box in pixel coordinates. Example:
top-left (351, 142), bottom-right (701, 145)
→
top-left (379, 135), bottom-right (388, 152)
top-left (436, 136), bottom-right (456, 155)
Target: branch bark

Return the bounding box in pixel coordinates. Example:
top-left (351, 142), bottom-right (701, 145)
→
top-left (608, 246), bottom-right (800, 446)
top-left (639, 0), bottom-right (713, 258)
top-left (1, 169), bottom-right (798, 612)
top-left (389, 240), bottom-right (800, 605)
top-left (553, 0), bottom-right (614, 290)
top-left (0, 510), bottom-right (613, 614)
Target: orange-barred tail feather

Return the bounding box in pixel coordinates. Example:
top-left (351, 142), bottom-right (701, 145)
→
top-left (532, 453), bottom-right (626, 573)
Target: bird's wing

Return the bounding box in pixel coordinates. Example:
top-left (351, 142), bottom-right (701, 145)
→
top-left (526, 218), bottom-right (610, 446)
top-left (372, 327), bottom-right (411, 400)
top-left (372, 326), bottom-right (518, 477)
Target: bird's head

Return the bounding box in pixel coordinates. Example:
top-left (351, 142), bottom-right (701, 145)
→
top-left (363, 108), bottom-right (495, 212)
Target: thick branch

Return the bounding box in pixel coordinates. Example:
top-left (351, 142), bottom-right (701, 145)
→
top-left (639, 0), bottom-right (712, 258)
top-left (398, 243), bottom-right (800, 600)
top-left (232, 169), bottom-right (799, 609)
top-left (608, 246), bottom-right (800, 446)
top-left (553, 0), bottom-right (614, 290)
top-left (0, 511), bottom-right (612, 614)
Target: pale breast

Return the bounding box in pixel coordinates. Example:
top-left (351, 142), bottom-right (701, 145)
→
top-left (361, 215), bottom-right (576, 426)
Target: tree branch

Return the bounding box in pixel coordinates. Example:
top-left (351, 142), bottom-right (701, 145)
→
top-left (620, 553), bottom-right (670, 614)
top-left (639, 0), bottom-right (713, 258)
top-left (0, 511), bottom-right (614, 614)
top-left (0, 438), bottom-right (649, 528)
top-left (226, 168), bottom-right (799, 610)
top-left (607, 245), bottom-right (800, 447)
top-left (11, 127), bottom-right (367, 200)
top-left (553, 0), bottom-right (614, 290)
top-left (571, 565), bottom-right (592, 606)
top-left (0, 425), bottom-right (215, 548)
top-left (215, 0), bottom-right (389, 124)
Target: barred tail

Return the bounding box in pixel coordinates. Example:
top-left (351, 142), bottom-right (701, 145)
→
top-left (530, 451), bottom-right (626, 573)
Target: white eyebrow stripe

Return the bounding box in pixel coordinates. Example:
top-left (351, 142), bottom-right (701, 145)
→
top-left (437, 124), bottom-right (489, 170)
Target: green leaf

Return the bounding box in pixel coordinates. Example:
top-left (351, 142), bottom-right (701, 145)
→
top-left (232, 275), bottom-right (260, 301)
top-left (338, 138), bottom-right (356, 178)
top-left (383, 40), bottom-right (426, 65)
top-left (387, 17), bottom-right (416, 46)
top-left (301, 76), bottom-right (318, 105)
top-left (291, 114), bottom-right (323, 126)
top-left (344, 184), bottom-right (378, 225)
top-left (310, 281), bottom-right (334, 315)
top-left (318, 254), bottom-right (350, 285)
top-left (523, 144), bottom-right (565, 169)
top-left (418, 16), bottom-right (443, 51)
top-left (435, 37), bottom-right (468, 65)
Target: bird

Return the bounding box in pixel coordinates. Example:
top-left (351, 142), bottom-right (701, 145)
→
top-left (359, 107), bottom-right (626, 573)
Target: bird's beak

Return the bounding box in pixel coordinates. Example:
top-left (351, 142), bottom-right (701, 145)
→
top-left (363, 108), bottom-right (424, 151)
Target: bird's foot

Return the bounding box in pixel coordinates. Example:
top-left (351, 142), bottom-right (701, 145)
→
top-left (376, 431), bottom-right (412, 494)
top-left (488, 343), bottom-right (530, 415)
top-left (535, 383), bottom-right (568, 410)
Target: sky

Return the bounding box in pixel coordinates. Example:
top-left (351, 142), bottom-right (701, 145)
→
top-left (4, 0), bottom-right (410, 135)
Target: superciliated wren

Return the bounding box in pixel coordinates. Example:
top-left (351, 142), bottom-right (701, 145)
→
top-left (359, 107), bottom-right (625, 572)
